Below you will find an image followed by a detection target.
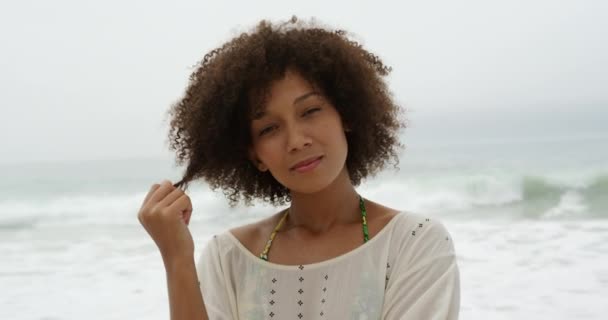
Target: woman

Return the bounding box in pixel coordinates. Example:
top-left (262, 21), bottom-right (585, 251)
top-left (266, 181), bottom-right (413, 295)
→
top-left (138, 16), bottom-right (460, 320)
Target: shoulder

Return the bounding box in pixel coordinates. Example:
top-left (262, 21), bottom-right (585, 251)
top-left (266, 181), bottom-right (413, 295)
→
top-left (395, 211), bottom-right (454, 236)
top-left (198, 212), bottom-right (282, 268)
top-left (386, 211), bottom-right (457, 261)
top-left (227, 209), bottom-right (286, 257)
top-left (363, 199), bottom-right (401, 237)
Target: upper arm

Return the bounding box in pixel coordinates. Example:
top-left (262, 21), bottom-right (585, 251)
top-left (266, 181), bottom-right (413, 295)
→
top-left (381, 218), bottom-right (461, 319)
top-left (196, 236), bottom-right (238, 319)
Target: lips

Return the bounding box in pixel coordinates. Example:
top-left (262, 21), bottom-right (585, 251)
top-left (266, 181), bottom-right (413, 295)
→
top-left (291, 155), bottom-right (323, 170)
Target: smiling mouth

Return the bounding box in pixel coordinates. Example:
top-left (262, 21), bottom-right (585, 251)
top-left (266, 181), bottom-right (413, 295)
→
top-left (291, 156), bottom-right (324, 172)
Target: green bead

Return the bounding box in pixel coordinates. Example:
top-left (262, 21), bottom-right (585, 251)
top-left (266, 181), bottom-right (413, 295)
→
top-left (360, 194), bottom-right (369, 242)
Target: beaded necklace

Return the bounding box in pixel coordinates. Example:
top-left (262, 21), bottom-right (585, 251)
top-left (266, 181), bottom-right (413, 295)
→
top-left (259, 194), bottom-right (368, 261)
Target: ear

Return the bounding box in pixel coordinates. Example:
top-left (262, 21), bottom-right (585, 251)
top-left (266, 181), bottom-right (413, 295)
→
top-left (248, 148), bottom-right (268, 172)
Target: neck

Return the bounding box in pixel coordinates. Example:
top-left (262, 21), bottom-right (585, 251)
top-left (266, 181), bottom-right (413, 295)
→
top-left (285, 167), bottom-right (361, 235)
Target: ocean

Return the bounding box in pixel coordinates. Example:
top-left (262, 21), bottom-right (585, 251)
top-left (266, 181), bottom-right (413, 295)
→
top-left (1, 135), bottom-right (607, 319)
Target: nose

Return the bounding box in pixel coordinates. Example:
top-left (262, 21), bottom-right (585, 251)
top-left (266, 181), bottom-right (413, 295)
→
top-left (286, 122), bottom-right (312, 153)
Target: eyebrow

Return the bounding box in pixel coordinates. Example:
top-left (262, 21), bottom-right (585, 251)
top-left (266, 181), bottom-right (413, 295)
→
top-left (252, 91), bottom-right (321, 120)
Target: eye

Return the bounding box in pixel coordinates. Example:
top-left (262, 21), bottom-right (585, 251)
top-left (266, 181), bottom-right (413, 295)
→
top-left (259, 125), bottom-right (276, 136)
top-left (302, 107), bottom-right (321, 116)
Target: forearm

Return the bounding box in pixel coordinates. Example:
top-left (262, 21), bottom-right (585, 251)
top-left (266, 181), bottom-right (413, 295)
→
top-left (164, 257), bottom-right (208, 320)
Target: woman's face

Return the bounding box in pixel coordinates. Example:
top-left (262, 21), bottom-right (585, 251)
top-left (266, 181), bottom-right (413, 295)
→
top-left (249, 69), bottom-right (349, 194)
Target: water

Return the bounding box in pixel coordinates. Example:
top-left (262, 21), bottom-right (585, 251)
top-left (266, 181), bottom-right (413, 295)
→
top-left (1, 135), bottom-right (607, 319)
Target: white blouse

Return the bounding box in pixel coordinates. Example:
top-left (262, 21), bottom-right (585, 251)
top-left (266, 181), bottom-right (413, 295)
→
top-left (196, 211), bottom-right (460, 319)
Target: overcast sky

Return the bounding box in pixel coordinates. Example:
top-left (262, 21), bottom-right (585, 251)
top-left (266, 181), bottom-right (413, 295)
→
top-left (1, 0), bottom-right (606, 165)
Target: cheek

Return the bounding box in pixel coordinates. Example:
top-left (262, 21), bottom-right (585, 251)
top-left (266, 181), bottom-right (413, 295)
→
top-left (322, 117), bottom-right (348, 146)
top-left (327, 123), bottom-right (349, 160)
top-left (255, 141), bottom-right (282, 164)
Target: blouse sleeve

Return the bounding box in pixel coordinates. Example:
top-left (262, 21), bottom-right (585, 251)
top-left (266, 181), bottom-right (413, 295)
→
top-left (196, 235), bottom-right (237, 320)
top-left (381, 218), bottom-right (461, 320)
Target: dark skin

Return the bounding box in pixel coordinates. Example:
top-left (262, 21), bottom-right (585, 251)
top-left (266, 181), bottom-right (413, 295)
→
top-left (231, 70), bottom-right (400, 265)
top-left (230, 200), bottom-right (399, 265)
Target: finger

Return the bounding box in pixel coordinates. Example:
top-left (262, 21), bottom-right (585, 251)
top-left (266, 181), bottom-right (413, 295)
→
top-left (167, 194), bottom-right (192, 222)
top-left (158, 187), bottom-right (185, 209)
top-left (147, 180), bottom-right (175, 205)
top-left (142, 184), bottom-right (161, 206)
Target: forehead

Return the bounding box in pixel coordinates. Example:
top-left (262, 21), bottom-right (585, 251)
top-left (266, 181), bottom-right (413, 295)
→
top-left (250, 70), bottom-right (323, 119)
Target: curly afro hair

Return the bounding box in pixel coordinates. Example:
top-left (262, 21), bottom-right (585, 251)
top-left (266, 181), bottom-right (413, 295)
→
top-left (166, 16), bottom-right (406, 207)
